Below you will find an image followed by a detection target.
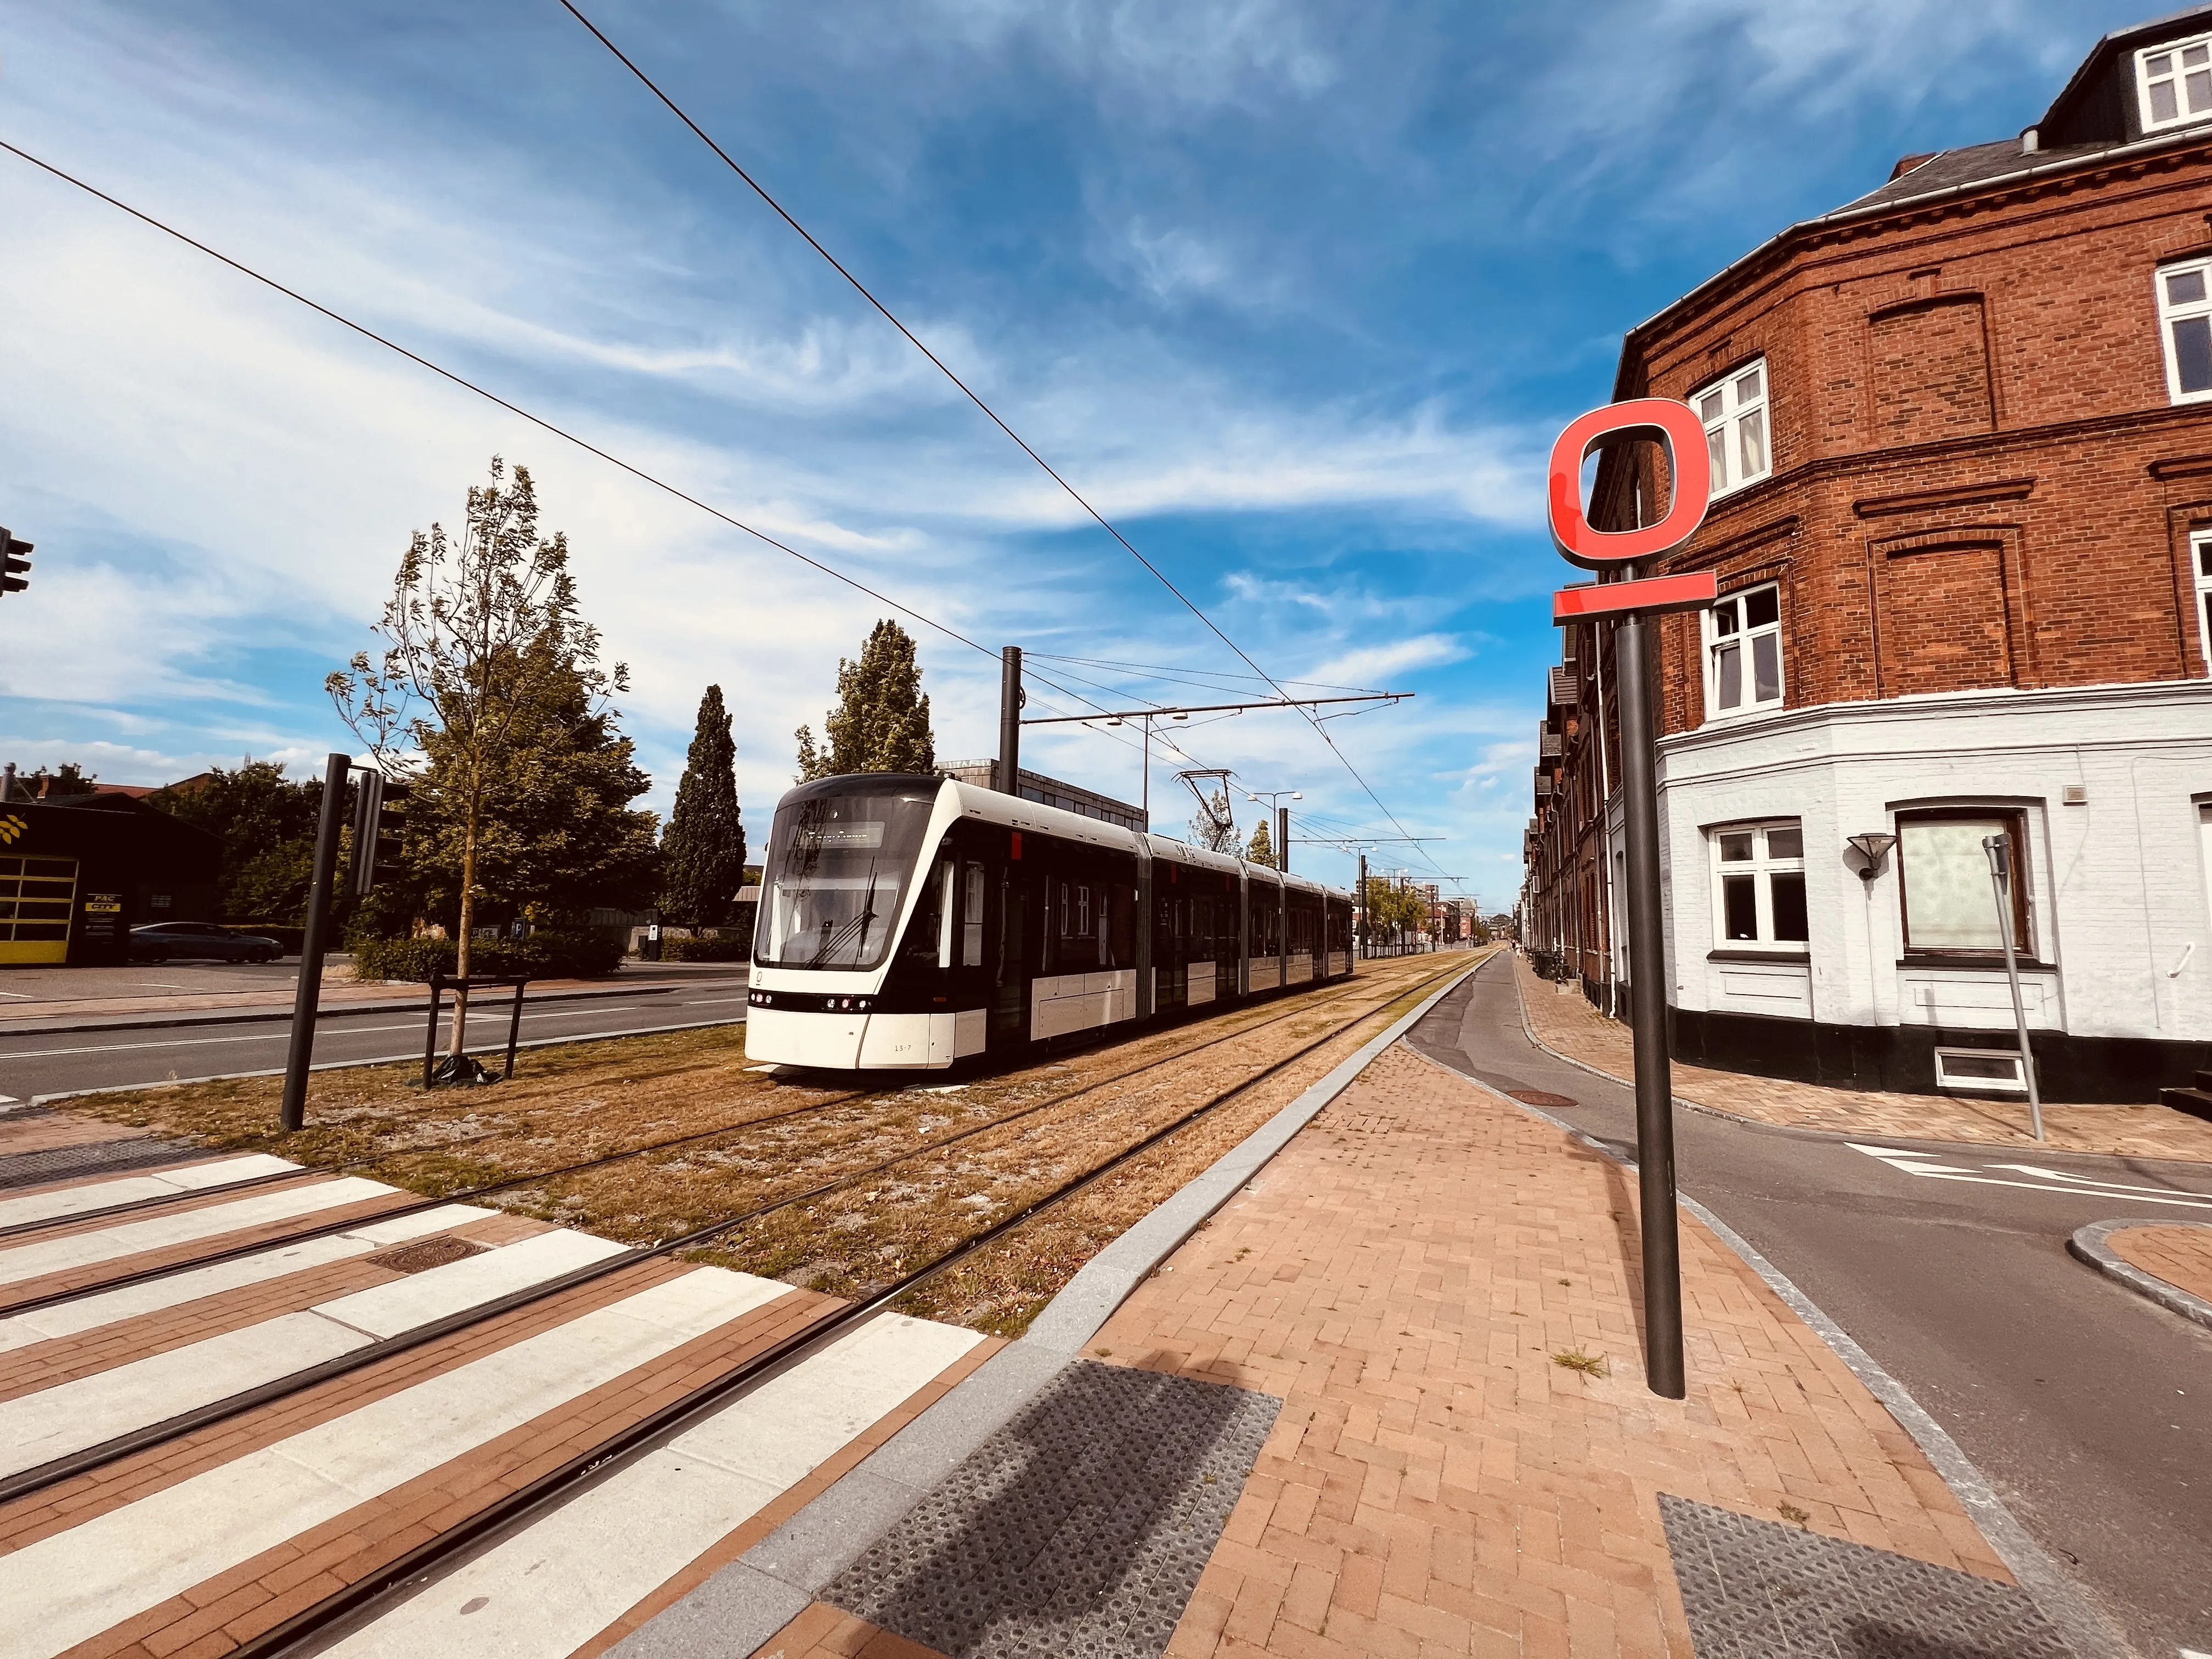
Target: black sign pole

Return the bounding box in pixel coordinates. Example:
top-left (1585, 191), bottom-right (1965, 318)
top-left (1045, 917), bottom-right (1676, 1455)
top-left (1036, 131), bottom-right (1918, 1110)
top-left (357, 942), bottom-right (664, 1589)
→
top-left (280, 753), bottom-right (351, 1133)
top-left (1612, 612), bottom-right (1685, 1399)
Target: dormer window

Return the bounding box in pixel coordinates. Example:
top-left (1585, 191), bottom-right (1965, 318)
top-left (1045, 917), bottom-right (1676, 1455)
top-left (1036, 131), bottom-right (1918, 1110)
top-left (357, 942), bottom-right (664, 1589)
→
top-left (2137, 35), bottom-right (2212, 132)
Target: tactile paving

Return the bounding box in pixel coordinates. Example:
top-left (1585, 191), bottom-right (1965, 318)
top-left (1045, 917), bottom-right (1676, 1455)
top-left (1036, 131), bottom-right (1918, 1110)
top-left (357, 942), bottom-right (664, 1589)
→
top-left (825, 1358), bottom-right (1279, 1658)
top-left (0, 1132), bottom-right (206, 1192)
top-left (1660, 1493), bottom-right (2070, 1658)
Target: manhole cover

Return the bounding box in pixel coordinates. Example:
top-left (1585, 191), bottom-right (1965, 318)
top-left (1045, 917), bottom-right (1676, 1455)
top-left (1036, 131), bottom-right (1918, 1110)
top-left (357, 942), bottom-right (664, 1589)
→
top-left (366, 1236), bottom-right (487, 1274)
top-left (1506, 1090), bottom-right (1578, 1109)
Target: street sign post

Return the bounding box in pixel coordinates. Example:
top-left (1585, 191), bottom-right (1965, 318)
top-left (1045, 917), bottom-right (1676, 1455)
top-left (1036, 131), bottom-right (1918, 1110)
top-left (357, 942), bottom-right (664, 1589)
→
top-left (1544, 397), bottom-right (1713, 1400)
top-left (1983, 834), bottom-right (2046, 1142)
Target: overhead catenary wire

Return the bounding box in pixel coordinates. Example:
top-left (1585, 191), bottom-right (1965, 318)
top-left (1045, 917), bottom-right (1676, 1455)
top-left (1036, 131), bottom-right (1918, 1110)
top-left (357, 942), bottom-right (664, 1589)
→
top-left (551, 0), bottom-right (1454, 883)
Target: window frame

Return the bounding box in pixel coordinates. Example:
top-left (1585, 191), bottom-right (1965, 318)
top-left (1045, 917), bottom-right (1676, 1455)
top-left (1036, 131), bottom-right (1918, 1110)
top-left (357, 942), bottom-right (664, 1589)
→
top-left (2191, 528), bottom-right (2212, 672)
top-left (2156, 257), bottom-right (2212, 405)
top-left (1707, 819), bottom-right (1809, 953)
top-left (1895, 808), bottom-right (2031, 960)
top-left (1701, 581), bottom-right (1786, 720)
top-left (2135, 33), bottom-right (2212, 135)
top-left (1691, 357), bottom-right (1773, 499)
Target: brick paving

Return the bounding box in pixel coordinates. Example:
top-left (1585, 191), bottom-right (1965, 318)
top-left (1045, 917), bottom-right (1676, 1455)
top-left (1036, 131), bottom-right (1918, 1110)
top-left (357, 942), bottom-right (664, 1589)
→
top-left (1515, 953), bottom-right (2212, 1164)
top-left (749, 1604), bottom-right (951, 1658)
top-left (1088, 1043), bottom-right (2013, 1659)
top-left (2107, 1222), bottom-right (2212, 1306)
top-left (0, 1110), bottom-right (165, 1156)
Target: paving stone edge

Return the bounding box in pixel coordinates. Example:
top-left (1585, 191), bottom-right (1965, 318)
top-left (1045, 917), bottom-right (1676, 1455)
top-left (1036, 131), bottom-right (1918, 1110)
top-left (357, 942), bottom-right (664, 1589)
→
top-left (2067, 1218), bottom-right (2212, 1334)
top-left (608, 957), bottom-right (1489, 1659)
top-left (1459, 958), bottom-right (2139, 1659)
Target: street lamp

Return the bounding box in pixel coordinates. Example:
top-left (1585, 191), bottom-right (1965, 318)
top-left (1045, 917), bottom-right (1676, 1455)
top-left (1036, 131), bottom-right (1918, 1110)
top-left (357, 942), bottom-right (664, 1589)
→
top-left (1846, 832), bottom-right (1897, 881)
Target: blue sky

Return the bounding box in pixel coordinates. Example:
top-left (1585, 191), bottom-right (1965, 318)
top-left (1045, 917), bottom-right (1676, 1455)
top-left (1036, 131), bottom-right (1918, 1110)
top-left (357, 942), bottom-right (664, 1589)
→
top-left (0, 0), bottom-right (2148, 903)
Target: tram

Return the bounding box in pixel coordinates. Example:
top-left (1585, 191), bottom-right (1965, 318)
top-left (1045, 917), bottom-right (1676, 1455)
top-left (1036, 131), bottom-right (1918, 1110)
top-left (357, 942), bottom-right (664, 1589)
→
top-left (744, 772), bottom-right (1357, 1070)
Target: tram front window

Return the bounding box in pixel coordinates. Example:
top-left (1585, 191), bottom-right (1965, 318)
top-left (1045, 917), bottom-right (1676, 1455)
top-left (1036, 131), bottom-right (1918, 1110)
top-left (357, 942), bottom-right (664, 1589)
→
top-left (760, 787), bottom-right (939, 970)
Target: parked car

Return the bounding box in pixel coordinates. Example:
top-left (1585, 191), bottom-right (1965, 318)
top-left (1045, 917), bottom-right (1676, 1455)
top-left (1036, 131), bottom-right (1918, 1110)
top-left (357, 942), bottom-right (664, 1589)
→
top-left (128, 922), bottom-right (286, 963)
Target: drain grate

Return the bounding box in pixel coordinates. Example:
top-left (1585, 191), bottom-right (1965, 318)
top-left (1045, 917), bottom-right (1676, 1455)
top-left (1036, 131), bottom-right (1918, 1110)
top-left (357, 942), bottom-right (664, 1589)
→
top-left (1506, 1088), bottom-right (1578, 1109)
top-left (1660, 1493), bottom-right (2070, 1658)
top-left (826, 1358), bottom-right (1279, 1659)
top-left (365, 1236), bottom-right (487, 1274)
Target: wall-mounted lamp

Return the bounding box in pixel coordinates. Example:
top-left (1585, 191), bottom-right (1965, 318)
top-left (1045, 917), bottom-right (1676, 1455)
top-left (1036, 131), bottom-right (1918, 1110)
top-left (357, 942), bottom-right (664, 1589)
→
top-left (1846, 832), bottom-right (1897, 882)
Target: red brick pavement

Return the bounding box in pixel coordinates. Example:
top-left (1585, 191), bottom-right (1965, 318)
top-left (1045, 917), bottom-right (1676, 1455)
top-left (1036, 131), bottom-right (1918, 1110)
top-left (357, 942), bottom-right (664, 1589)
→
top-left (1090, 1045), bottom-right (2010, 1659)
top-left (2108, 1222), bottom-right (2212, 1307)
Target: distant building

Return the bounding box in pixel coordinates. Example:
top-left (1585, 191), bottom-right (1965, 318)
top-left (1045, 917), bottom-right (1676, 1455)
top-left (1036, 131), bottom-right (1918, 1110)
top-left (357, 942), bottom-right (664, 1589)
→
top-left (938, 761), bottom-right (1146, 831)
top-left (0, 795), bottom-right (219, 967)
top-left (1526, 10), bottom-right (2212, 1103)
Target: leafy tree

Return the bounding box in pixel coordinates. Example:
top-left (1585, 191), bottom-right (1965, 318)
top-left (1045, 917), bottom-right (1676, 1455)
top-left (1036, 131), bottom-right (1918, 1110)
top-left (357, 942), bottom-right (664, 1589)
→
top-left (1362, 876), bottom-right (1426, 941)
top-left (149, 761), bottom-right (322, 923)
top-left (1185, 785), bottom-right (1235, 853)
top-left (795, 619), bottom-right (935, 780)
top-left (659, 684), bottom-right (747, 928)
top-left (1244, 816), bottom-right (1275, 868)
top-left (7, 761), bottom-right (97, 799)
top-left (329, 457), bottom-right (631, 1058)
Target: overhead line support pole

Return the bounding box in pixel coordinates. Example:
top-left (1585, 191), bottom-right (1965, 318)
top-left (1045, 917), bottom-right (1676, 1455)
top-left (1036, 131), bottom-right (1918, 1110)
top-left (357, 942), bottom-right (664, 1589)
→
top-left (997, 646), bottom-right (1022, 798)
top-left (281, 752), bottom-right (352, 1133)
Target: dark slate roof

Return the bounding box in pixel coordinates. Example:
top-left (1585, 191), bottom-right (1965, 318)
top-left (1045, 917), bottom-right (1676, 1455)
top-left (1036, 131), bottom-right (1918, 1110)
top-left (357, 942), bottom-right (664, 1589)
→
top-left (1827, 136), bottom-right (2119, 218)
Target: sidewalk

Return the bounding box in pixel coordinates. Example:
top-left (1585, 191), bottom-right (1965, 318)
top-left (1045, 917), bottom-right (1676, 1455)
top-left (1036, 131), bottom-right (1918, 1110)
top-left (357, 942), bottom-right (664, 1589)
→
top-left (1515, 954), bottom-right (2212, 1164)
top-left (1082, 1043), bottom-right (2068, 1658)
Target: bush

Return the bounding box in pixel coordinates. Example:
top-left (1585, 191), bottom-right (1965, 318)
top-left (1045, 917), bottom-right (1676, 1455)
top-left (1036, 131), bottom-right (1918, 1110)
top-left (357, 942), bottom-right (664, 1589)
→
top-left (662, 933), bottom-right (750, 963)
top-left (350, 928), bottom-right (626, 983)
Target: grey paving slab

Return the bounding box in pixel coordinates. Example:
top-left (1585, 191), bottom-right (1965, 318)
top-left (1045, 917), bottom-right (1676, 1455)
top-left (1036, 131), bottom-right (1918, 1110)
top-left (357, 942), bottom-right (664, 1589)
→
top-left (823, 1359), bottom-right (1279, 1659)
top-left (1660, 1493), bottom-right (2072, 1658)
top-left (600, 1562), bottom-right (811, 1659)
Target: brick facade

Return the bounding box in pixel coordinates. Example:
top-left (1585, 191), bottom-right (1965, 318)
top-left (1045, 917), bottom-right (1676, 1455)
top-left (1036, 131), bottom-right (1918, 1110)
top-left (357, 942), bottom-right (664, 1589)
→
top-left (1525, 12), bottom-right (2212, 1101)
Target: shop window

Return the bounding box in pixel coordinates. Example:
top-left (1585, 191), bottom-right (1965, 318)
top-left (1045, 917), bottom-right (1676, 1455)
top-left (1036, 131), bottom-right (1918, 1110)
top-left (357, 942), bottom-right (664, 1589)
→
top-left (1710, 821), bottom-right (1807, 948)
top-left (1897, 810), bottom-right (2029, 956)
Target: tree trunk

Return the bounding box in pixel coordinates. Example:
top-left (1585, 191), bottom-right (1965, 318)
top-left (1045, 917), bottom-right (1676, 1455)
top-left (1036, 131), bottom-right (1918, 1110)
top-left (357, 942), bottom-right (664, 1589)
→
top-left (448, 796), bottom-right (477, 1059)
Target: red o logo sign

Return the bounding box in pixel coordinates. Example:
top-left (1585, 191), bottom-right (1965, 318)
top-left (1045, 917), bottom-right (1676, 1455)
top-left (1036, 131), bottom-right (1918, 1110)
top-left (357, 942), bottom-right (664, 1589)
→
top-left (1545, 398), bottom-right (1712, 571)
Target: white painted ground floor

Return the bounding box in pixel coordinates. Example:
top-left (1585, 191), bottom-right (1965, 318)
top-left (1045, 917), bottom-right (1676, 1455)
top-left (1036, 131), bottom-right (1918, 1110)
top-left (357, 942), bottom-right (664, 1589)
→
top-left (1611, 680), bottom-right (2212, 1101)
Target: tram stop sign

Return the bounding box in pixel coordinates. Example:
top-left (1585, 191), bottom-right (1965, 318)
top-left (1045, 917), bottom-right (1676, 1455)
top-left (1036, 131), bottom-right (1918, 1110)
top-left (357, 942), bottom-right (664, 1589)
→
top-left (1545, 397), bottom-right (1716, 617)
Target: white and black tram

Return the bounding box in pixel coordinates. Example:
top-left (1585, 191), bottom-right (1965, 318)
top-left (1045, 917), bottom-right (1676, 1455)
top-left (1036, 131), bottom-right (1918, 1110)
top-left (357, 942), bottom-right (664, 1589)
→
top-left (744, 772), bottom-right (1357, 1070)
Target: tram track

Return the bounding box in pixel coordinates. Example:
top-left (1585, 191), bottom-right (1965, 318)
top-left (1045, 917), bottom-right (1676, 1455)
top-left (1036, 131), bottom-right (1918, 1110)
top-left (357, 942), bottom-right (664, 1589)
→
top-left (214, 953), bottom-right (1476, 1659)
top-left (0, 957), bottom-right (1465, 1513)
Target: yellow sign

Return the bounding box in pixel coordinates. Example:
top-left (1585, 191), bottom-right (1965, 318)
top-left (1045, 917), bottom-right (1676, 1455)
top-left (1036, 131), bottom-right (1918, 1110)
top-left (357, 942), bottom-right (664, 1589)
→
top-left (84, 900), bottom-right (121, 914)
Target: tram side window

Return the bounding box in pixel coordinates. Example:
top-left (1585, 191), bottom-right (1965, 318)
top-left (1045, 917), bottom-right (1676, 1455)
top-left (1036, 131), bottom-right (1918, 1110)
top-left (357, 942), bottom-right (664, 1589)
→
top-left (904, 859), bottom-right (950, 964)
top-left (962, 863), bottom-right (985, 967)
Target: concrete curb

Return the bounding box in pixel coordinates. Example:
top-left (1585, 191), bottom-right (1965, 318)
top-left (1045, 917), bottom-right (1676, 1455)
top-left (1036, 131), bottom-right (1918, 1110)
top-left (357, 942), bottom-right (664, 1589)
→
top-left (2068, 1218), bottom-right (2212, 1333)
top-left (0, 975), bottom-right (744, 1039)
top-left (1455, 959), bottom-right (2135, 1659)
top-left (610, 957), bottom-right (1488, 1659)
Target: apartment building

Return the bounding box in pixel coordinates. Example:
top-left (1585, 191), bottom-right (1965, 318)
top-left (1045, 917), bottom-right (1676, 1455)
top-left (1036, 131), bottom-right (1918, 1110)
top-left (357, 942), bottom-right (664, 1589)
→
top-left (1525, 9), bottom-right (2212, 1103)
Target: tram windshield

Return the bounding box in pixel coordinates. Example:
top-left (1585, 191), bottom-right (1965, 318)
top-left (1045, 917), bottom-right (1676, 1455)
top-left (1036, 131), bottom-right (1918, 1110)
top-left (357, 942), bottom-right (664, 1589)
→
top-left (759, 785), bottom-right (940, 970)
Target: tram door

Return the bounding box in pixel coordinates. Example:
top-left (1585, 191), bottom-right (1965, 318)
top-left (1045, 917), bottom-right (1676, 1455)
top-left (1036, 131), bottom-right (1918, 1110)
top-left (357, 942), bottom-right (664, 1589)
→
top-left (990, 833), bottom-right (1033, 1051)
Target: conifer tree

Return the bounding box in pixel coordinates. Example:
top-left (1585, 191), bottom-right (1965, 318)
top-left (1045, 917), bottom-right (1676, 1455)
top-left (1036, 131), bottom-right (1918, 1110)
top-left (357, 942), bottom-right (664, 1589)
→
top-left (1245, 816), bottom-right (1275, 868)
top-left (795, 619), bottom-right (936, 780)
top-left (661, 685), bottom-right (746, 928)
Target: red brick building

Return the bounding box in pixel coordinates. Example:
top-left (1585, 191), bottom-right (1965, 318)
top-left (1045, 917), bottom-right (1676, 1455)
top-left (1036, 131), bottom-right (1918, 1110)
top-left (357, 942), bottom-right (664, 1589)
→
top-left (1525, 9), bottom-right (2212, 1103)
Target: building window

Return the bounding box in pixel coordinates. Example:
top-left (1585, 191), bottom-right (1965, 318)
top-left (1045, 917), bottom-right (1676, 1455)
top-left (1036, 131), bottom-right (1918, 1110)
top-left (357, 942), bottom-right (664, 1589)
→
top-left (1695, 359), bottom-right (1771, 496)
top-left (2137, 35), bottom-right (2212, 132)
top-left (1897, 810), bottom-right (2029, 957)
top-left (1703, 583), bottom-right (1784, 717)
top-left (2158, 259), bottom-right (2212, 402)
top-left (2193, 529), bottom-right (2212, 670)
top-left (1711, 821), bottom-right (1807, 947)
top-left (1933, 1047), bottom-right (2029, 1094)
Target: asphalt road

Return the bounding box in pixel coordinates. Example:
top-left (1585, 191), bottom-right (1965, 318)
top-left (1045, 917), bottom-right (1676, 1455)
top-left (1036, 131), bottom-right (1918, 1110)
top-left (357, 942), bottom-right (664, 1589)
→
top-left (0, 981), bottom-right (749, 1099)
top-left (1410, 954), bottom-right (2212, 1659)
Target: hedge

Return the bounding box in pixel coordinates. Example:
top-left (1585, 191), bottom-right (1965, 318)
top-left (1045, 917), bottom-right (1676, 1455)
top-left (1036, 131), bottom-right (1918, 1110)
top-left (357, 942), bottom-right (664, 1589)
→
top-left (662, 933), bottom-right (750, 963)
top-left (350, 928), bottom-right (625, 983)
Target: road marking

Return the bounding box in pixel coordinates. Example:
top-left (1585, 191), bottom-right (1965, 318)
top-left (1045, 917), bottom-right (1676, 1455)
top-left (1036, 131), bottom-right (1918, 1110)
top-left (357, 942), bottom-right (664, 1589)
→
top-left (4, 1006), bottom-right (656, 1059)
top-left (687, 996), bottom-right (751, 1005)
top-left (0, 1154), bottom-right (302, 1231)
top-left (0, 1177), bottom-right (401, 1288)
top-left (1848, 1144), bottom-right (2212, 1210)
top-left (0, 1229), bottom-right (633, 1475)
top-left (0, 1206), bottom-right (495, 1352)
top-left (317, 1313), bottom-right (985, 1658)
top-left (0, 1267), bottom-right (792, 1659)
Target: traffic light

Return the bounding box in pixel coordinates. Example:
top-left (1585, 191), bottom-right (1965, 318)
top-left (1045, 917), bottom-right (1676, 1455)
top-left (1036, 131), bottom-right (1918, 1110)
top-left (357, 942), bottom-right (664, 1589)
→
top-left (0, 529), bottom-right (31, 598)
top-left (348, 771), bottom-right (410, 895)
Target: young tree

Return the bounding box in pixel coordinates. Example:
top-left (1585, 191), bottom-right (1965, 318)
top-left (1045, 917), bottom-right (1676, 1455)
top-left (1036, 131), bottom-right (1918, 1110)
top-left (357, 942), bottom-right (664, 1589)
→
top-left (329, 457), bottom-right (628, 1060)
top-left (1244, 816), bottom-right (1275, 868)
top-left (6, 761), bottom-right (97, 799)
top-left (660, 684), bottom-right (747, 928)
top-left (795, 619), bottom-right (935, 780)
top-left (1186, 786), bottom-right (1235, 853)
